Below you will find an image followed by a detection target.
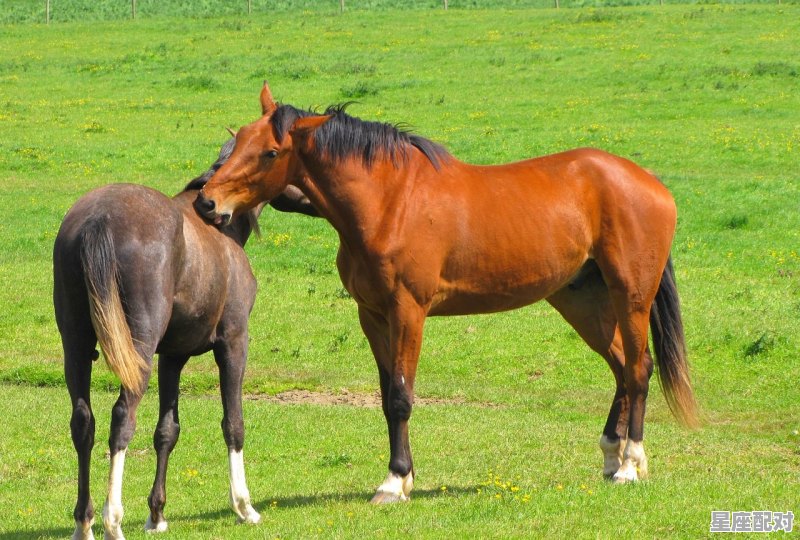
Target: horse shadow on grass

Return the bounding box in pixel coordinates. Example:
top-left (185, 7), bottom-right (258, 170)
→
top-left (262, 484), bottom-right (480, 508)
top-left (0, 486), bottom-right (480, 538)
top-left (184, 484), bottom-right (481, 522)
top-left (0, 527), bottom-right (75, 540)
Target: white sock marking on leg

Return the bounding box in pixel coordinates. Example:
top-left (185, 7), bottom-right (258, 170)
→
top-left (612, 440), bottom-right (648, 483)
top-left (102, 449), bottom-right (127, 540)
top-left (72, 518), bottom-right (96, 540)
top-left (376, 471), bottom-right (414, 499)
top-left (144, 514), bottom-right (168, 534)
top-left (599, 435), bottom-right (625, 477)
top-left (228, 450), bottom-right (261, 524)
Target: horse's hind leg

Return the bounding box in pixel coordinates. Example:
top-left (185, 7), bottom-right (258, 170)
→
top-left (609, 307), bottom-right (655, 484)
top-left (596, 344), bottom-right (654, 480)
top-left (595, 252), bottom-right (664, 483)
top-left (104, 377), bottom-right (151, 540)
top-left (102, 336), bottom-right (155, 538)
top-left (65, 344), bottom-right (99, 540)
top-left (146, 354), bottom-right (189, 533)
top-left (56, 276), bottom-right (99, 540)
top-left (100, 277), bottom-right (171, 538)
top-left (547, 267), bottom-right (632, 479)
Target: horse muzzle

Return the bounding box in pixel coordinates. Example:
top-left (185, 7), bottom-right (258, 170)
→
top-left (194, 192), bottom-right (232, 227)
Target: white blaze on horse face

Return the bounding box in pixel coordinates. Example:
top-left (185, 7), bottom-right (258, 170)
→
top-left (228, 450), bottom-right (261, 524)
top-left (375, 471), bottom-right (414, 500)
top-left (71, 518), bottom-right (96, 540)
top-left (599, 435), bottom-right (625, 477)
top-left (612, 440), bottom-right (649, 484)
top-left (102, 449), bottom-right (127, 540)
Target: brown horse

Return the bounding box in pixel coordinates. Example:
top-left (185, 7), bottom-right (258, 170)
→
top-left (196, 84), bottom-right (699, 502)
top-left (53, 138), bottom-right (316, 539)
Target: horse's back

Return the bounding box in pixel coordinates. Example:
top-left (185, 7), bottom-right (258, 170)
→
top-left (409, 148), bottom-right (676, 315)
top-left (54, 184), bottom-right (185, 345)
top-left (450, 147), bottom-right (676, 246)
top-left (463, 147), bottom-right (669, 198)
top-left (56, 183), bottom-right (180, 246)
top-left (56, 183), bottom-right (179, 270)
top-left (158, 191), bottom-right (257, 355)
top-left (466, 147), bottom-right (678, 287)
top-left (541, 148), bottom-right (678, 258)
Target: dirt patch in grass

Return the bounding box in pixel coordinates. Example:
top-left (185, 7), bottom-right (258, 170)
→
top-left (245, 388), bottom-right (497, 408)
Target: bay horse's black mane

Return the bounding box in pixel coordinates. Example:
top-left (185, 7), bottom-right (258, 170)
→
top-left (272, 103), bottom-right (451, 171)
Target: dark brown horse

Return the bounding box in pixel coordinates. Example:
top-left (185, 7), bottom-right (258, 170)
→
top-left (197, 84), bottom-right (699, 503)
top-left (54, 138), bottom-right (316, 539)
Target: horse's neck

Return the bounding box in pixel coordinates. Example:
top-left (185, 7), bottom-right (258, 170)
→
top-left (227, 206), bottom-right (264, 247)
top-left (177, 190), bottom-right (257, 247)
top-left (227, 219), bottom-right (252, 246)
top-left (297, 161), bottom-right (404, 244)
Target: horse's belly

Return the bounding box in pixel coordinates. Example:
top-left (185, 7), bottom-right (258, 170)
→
top-left (428, 282), bottom-right (554, 316)
top-left (428, 258), bottom-right (589, 316)
top-left (429, 277), bottom-right (568, 315)
top-left (157, 317), bottom-right (215, 356)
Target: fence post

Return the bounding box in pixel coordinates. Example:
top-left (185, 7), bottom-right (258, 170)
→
top-left (444, 0), bottom-right (448, 8)
top-left (555, 0), bottom-right (560, 7)
top-left (131, 0), bottom-right (136, 19)
top-left (46, 0), bottom-right (50, 24)
top-left (340, 0), bottom-right (344, 12)
top-left (248, 0), bottom-right (252, 14)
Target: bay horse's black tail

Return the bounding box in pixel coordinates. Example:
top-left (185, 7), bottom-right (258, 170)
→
top-left (650, 256), bottom-right (700, 428)
top-left (80, 217), bottom-right (147, 394)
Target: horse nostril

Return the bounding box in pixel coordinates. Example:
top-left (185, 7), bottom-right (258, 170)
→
top-left (195, 194), bottom-right (216, 214)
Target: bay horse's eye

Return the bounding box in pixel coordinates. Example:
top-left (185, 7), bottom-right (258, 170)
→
top-left (262, 149), bottom-right (278, 160)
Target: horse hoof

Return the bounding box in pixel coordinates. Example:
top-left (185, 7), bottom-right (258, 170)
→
top-left (235, 509), bottom-right (262, 525)
top-left (370, 491), bottom-right (409, 504)
top-left (144, 515), bottom-right (168, 534)
top-left (612, 459), bottom-right (648, 483)
top-left (612, 468), bottom-right (639, 484)
top-left (72, 519), bottom-right (96, 540)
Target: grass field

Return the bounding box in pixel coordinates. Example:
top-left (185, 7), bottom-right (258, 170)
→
top-left (5, 0), bottom-right (797, 25)
top-left (1, 4), bottom-right (798, 539)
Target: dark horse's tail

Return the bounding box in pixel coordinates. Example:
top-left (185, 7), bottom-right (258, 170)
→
top-left (650, 256), bottom-right (700, 428)
top-left (80, 217), bottom-right (147, 394)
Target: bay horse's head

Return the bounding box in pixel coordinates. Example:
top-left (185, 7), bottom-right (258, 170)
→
top-left (195, 82), bottom-right (326, 226)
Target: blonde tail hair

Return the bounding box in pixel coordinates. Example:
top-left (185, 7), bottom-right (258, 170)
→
top-left (80, 218), bottom-right (148, 394)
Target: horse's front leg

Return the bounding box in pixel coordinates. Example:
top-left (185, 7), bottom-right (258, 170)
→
top-left (214, 339), bottom-right (261, 525)
top-left (145, 355), bottom-right (189, 534)
top-left (359, 303), bottom-right (425, 503)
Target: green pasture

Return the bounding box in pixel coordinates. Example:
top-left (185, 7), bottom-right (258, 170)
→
top-left (3, 0), bottom-right (796, 25)
top-left (1, 4), bottom-right (798, 539)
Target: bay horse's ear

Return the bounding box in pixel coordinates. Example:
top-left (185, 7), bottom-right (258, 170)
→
top-left (290, 115), bottom-right (332, 137)
top-left (260, 81), bottom-right (277, 115)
